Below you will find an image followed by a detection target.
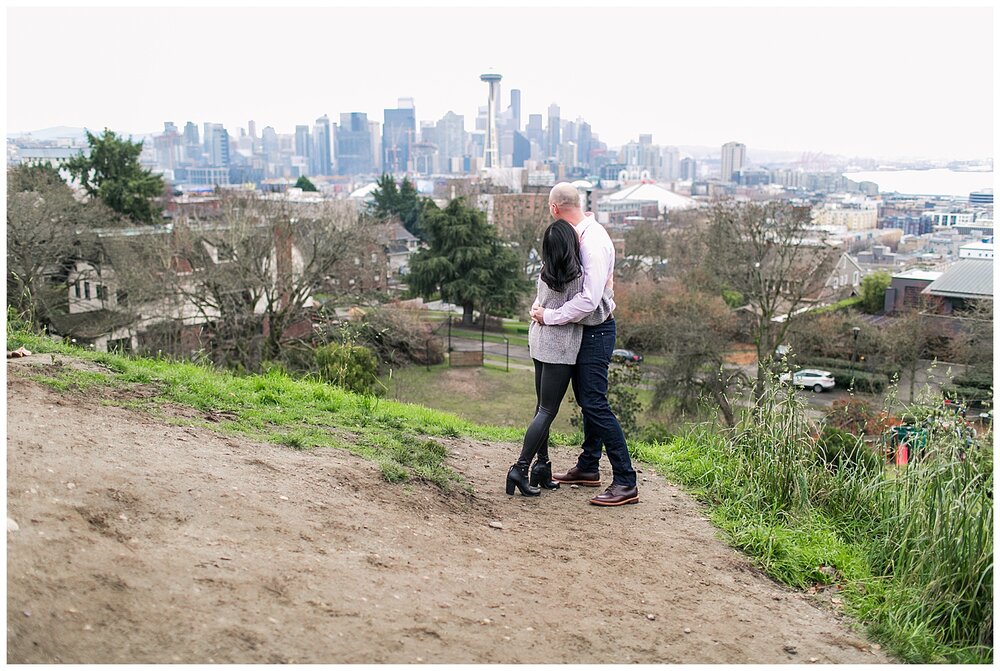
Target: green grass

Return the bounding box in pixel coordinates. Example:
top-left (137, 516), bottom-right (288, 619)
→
top-left (383, 363), bottom-right (579, 438)
top-left (7, 329), bottom-right (529, 490)
top-left (632, 379), bottom-right (993, 664)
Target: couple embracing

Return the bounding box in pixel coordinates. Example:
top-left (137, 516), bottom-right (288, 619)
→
top-left (505, 182), bottom-right (638, 506)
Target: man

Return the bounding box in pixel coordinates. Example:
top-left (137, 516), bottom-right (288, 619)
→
top-left (530, 182), bottom-right (638, 506)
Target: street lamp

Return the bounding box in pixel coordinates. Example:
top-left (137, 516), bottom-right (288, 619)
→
top-left (851, 326), bottom-right (861, 365)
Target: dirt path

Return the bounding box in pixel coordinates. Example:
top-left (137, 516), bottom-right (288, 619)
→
top-left (6, 358), bottom-right (889, 663)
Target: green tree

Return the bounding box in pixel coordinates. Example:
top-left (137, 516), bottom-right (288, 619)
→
top-left (294, 175), bottom-right (318, 192)
top-left (859, 271), bottom-right (891, 313)
top-left (64, 128), bottom-right (165, 224)
top-left (408, 198), bottom-right (528, 326)
top-left (369, 173), bottom-right (426, 239)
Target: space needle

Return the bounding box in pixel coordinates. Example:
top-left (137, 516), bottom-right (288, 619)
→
top-left (480, 70), bottom-right (502, 169)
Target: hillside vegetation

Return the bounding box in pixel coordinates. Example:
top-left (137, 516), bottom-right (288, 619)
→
top-left (6, 323), bottom-right (992, 664)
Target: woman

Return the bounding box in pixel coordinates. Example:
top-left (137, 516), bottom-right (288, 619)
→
top-left (506, 219), bottom-right (613, 496)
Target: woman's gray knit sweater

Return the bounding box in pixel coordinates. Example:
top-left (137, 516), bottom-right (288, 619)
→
top-left (528, 274), bottom-right (614, 365)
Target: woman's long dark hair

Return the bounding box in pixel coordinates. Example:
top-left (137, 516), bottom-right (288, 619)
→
top-left (540, 219), bottom-right (582, 293)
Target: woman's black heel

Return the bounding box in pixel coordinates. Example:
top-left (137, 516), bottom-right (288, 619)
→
top-left (506, 463), bottom-right (541, 496)
top-left (530, 460), bottom-right (560, 489)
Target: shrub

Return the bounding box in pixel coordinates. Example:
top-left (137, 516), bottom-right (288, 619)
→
top-left (798, 356), bottom-right (899, 380)
top-left (808, 366), bottom-right (890, 393)
top-left (814, 425), bottom-right (882, 472)
top-left (315, 343), bottom-right (382, 395)
top-left (941, 384), bottom-right (993, 407)
top-left (951, 370), bottom-right (994, 391)
top-left (330, 305), bottom-right (445, 370)
top-left (826, 397), bottom-right (878, 435)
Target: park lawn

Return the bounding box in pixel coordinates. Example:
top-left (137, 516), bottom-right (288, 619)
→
top-left (383, 363), bottom-right (578, 437)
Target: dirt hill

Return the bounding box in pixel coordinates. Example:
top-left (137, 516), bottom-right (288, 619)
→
top-left (6, 355), bottom-right (889, 663)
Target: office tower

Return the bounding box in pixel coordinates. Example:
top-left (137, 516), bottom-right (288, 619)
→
top-left (420, 121), bottom-right (436, 145)
top-left (513, 131), bottom-right (530, 168)
top-left (720, 141), bottom-right (746, 182)
top-left (680, 157), bottom-right (698, 180)
top-left (294, 125), bottom-right (312, 161)
top-left (368, 120), bottom-right (381, 172)
top-left (336, 112), bottom-right (373, 175)
top-left (576, 120), bottom-right (592, 169)
top-left (155, 123), bottom-right (181, 171)
top-left (382, 103), bottom-right (416, 174)
top-left (247, 120), bottom-right (256, 140)
top-left (480, 72), bottom-right (502, 169)
top-left (509, 89), bottom-right (521, 131)
top-left (639, 133), bottom-right (653, 146)
top-left (435, 111), bottom-right (465, 165)
top-left (526, 114), bottom-right (544, 150)
top-left (203, 123), bottom-right (229, 166)
top-left (311, 115), bottom-right (332, 176)
top-left (202, 122), bottom-right (217, 159)
top-left (546, 104), bottom-right (560, 158)
top-left (261, 126), bottom-right (279, 168)
top-left (182, 121), bottom-right (200, 163)
top-left (660, 146), bottom-right (680, 180)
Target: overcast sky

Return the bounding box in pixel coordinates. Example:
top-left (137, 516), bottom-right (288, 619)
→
top-left (5, 5), bottom-right (994, 161)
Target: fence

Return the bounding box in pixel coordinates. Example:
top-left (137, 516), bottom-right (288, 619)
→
top-left (434, 315), bottom-right (521, 371)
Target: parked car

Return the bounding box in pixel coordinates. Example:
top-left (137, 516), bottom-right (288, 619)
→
top-left (779, 368), bottom-right (836, 393)
top-left (611, 349), bottom-right (643, 364)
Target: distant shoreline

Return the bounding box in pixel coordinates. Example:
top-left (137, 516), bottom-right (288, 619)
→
top-left (843, 168), bottom-right (994, 198)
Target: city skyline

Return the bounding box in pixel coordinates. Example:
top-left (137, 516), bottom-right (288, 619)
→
top-left (5, 5), bottom-right (995, 161)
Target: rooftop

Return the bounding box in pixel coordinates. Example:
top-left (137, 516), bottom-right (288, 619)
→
top-left (893, 269), bottom-right (943, 281)
top-left (922, 259), bottom-right (993, 299)
top-left (601, 182), bottom-right (697, 211)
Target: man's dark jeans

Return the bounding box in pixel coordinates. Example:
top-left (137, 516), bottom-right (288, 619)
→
top-left (571, 318), bottom-right (637, 488)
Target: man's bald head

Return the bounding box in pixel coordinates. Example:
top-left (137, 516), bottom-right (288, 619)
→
top-left (549, 182), bottom-right (583, 211)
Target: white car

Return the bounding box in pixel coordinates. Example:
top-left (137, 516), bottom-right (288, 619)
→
top-left (779, 369), bottom-right (836, 393)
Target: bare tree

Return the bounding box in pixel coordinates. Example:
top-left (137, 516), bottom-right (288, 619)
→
top-left (162, 193), bottom-right (367, 369)
top-left (703, 200), bottom-right (820, 400)
top-left (498, 190), bottom-right (549, 277)
top-left (620, 220), bottom-right (669, 281)
top-left (6, 164), bottom-right (108, 327)
top-left (616, 278), bottom-right (749, 427)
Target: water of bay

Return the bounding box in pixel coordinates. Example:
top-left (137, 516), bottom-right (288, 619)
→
top-left (842, 169), bottom-right (993, 198)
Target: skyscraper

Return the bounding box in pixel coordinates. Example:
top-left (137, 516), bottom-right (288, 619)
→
top-left (247, 120), bottom-right (256, 140)
top-left (204, 123), bottom-right (229, 166)
top-left (512, 131), bottom-right (530, 168)
top-left (368, 120), bottom-right (381, 173)
top-left (383, 102), bottom-right (416, 174)
top-left (660, 146), bottom-right (681, 180)
top-left (720, 141), bottom-right (746, 182)
top-left (336, 112), bottom-right (373, 176)
top-left (509, 89), bottom-right (521, 131)
top-left (312, 115), bottom-right (332, 176)
top-left (546, 104), bottom-right (560, 159)
top-left (526, 114), bottom-right (544, 150)
top-left (182, 121), bottom-right (200, 164)
top-left (261, 126), bottom-right (280, 167)
top-left (294, 125), bottom-right (312, 161)
top-left (435, 111), bottom-right (465, 166)
top-left (680, 157), bottom-right (698, 180)
top-left (576, 120), bottom-right (592, 169)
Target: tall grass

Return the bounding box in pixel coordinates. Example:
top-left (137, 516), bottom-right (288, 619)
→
top-left (634, 373), bottom-right (993, 663)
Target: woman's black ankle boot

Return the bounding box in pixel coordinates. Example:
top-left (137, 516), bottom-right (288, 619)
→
top-left (506, 463), bottom-right (541, 496)
top-left (530, 460), bottom-right (560, 489)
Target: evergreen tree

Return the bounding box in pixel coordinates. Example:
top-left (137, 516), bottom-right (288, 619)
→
top-left (408, 199), bottom-right (528, 326)
top-left (64, 128), bottom-right (165, 224)
top-left (369, 173), bottom-right (426, 239)
top-left (294, 175), bottom-right (318, 192)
